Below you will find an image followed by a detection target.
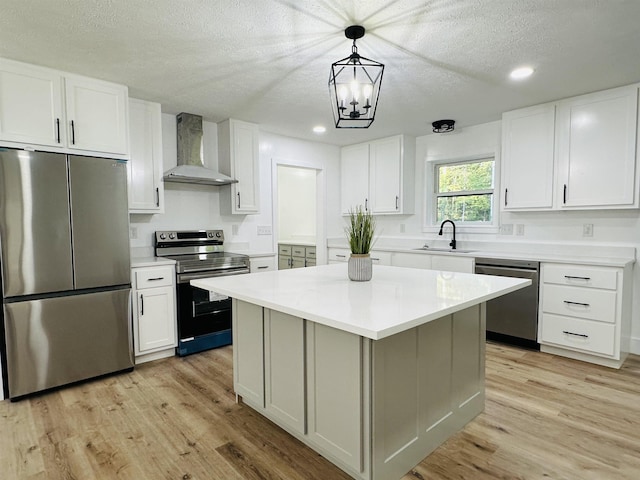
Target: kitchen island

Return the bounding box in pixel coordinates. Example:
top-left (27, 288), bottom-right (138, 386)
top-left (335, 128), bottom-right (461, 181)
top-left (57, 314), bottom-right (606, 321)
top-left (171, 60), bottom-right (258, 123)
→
top-left (192, 264), bottom-right (529, 480)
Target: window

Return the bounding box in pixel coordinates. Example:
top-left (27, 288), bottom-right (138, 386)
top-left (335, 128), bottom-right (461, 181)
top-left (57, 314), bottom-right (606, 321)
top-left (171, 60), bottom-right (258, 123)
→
top-left (434, 158), bottom-right (495, 224)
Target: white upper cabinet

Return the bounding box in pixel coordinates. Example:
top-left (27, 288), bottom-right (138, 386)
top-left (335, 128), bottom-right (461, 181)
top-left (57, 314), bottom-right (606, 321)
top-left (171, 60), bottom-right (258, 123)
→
top-left (0, 58), bottom-right (65, 146)
top-left (340, 134), bottom-right (415, 215)
top-left (557, 86), bottom-right (638, 209)
top-left (501, 103), bottom-right (556, 210)
top-left (501, 84), bottom-right (639, 211)
top-left (64, 74), bottom-right (129, 155)
top-left (0, 57), bottom-right (129, 157)
top-left (219, 119), bottom-right (260, 214)
top-left (340, 142), bottom-right (369, 213)
top-left (128, 98), bottom-right (164, 213)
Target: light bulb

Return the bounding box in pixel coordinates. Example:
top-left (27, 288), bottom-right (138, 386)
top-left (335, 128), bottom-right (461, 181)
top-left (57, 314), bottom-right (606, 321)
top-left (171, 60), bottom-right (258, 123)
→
top-left (363, 84), bottom-right (372, 100)
top-left (350, 80), bottom-right (360, 102)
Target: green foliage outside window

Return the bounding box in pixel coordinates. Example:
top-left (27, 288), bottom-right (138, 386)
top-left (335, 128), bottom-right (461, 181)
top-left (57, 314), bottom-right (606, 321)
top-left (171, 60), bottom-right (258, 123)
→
top-left (436, 159), bottom-right (494, 223)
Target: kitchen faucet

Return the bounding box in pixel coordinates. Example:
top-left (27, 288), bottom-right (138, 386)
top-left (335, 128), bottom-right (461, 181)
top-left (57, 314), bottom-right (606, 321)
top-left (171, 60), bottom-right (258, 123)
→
top-left (438, 219), bottom-right (456, 250)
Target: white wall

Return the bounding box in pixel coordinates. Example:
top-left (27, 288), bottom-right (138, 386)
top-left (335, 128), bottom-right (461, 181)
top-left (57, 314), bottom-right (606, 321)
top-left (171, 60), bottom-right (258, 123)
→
top-left (277, 165), bottom-right (316, 243)
top-left (129, 114), bottom-right (341, 255)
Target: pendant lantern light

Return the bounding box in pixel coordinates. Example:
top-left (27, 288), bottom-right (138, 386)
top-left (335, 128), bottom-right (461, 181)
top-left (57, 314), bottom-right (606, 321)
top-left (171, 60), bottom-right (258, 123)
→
top-left (329, 25), bottom-right (384, 128)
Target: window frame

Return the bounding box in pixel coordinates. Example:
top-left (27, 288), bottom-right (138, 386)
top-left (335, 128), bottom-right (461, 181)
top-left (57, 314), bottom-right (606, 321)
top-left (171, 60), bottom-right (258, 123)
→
top-left (423, 153), bottom-right (500, 234)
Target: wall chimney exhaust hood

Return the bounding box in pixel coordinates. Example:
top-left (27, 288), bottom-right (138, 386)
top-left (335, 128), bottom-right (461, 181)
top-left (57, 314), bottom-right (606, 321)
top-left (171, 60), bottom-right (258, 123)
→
top-left (163, 112), bottom-right (238, 186)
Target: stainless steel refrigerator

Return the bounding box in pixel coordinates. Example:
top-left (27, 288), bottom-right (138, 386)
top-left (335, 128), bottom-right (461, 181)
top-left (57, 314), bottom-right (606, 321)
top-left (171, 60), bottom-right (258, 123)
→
top-left (0, 149), bottom-right (133, 399)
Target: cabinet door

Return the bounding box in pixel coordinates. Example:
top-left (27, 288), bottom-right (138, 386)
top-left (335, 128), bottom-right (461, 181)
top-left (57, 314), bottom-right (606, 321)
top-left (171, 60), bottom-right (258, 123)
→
top-left (65, 75), bottom-right (129, 155)
top-left (128, 98), bottom-right (164, 213)
top-left (0, 59), bottom-right (65, 147)
top-left (369, 136), bottom-right (402, 213)
top-left (134, 285), bottom-right (177, 354)
top-left (224, 119), bottom-right (260, 213)
top-left (341, 143), bottom-right (369, 214)
top-left (391, 252), bottom-right (432, 270)
top-left (264, 310), bottom-right (306, 434)
top-left (501, 104), bottom-right (556, 210)
top-left (557, 86), bottom-right (638, 208)
top-left (232, 300), bottom-right (265, 407)
top-left (278, 255), bottom-right (291, 270)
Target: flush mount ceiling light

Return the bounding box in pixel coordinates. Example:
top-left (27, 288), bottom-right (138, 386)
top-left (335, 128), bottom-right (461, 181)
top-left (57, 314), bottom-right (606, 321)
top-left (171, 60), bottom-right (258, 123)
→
top-left (510, 66), bottom-right (534, 80)
top-left (432, 119), bottom-right (455, 133)
top-left (329, 25), bottom-right (384, 128)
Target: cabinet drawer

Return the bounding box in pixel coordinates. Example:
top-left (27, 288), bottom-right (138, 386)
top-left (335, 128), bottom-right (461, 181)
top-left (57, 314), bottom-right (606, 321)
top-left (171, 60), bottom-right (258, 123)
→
top-left (305, 259), bottom-right (316, 267)
top-left (134, 266), bottom-right (174, 289)
top-left (291, 246), bottom-right (306, 258)
top-left (540, 313), bottom-right (616, 356)
top-left (543, 264), bottom-right (618, 290)
top-left (278, 245), bottom-right (292, 255)
top-left (250, 257), bottom-right (275, 273)
top-left (370, 250), bottom-right (392, 265)
top-left (542, 284), bottom-right (616, 323)
top-left (328, 248), bottom-right (350, 263)
top-left (305, 247), bottom-right (316, 259)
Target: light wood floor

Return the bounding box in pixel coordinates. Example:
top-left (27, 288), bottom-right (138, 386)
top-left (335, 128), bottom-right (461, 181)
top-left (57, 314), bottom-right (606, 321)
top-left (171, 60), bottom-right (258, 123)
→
top-left (2, 342), bottom-right (640, 479)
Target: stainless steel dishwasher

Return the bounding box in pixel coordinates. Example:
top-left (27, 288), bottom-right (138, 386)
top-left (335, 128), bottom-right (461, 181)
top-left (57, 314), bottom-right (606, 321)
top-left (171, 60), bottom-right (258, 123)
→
top-left (475, 257), bottom-right (540, 349)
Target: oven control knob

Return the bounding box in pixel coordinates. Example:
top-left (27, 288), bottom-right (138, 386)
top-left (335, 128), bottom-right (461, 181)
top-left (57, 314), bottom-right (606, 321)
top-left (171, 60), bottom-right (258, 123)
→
top-left (208, 232), bottom-right (214, 238)
top-left (216, 232), bottom-right (222, 238)
top-left (169, 233), bottom-right (176, 239)
top-left (159, 233), bottom-right (166, 240)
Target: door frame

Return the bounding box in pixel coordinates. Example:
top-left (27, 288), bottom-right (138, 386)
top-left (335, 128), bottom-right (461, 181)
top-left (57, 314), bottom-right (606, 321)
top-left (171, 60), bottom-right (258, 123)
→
top-left (271, 157), bottom-right (326, 265)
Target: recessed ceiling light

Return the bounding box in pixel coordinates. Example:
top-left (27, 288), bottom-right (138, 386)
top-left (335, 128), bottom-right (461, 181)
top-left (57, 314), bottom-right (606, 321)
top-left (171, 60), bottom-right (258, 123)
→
top-left (313, 125), bottom-right (326, 134)
top-left (510, 66), bottom-right (534, 80)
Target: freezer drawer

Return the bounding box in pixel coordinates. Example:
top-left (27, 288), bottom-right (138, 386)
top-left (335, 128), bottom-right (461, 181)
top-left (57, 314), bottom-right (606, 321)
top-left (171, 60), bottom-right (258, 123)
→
top-left (3, 288), bottom-right (133, 398)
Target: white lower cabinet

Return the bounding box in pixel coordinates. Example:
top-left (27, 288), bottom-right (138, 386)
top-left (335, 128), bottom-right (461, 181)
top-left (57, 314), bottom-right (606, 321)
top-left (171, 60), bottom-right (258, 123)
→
top-left (249, 255), bottom-right (276, 273)
top-left (538, 262), bottom-right (632, 368)
top-left (131, 265), bottom-right (177, 363)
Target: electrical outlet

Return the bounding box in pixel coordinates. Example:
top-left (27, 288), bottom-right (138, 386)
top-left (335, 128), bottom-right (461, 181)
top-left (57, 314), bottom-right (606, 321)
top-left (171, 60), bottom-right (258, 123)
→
top-left (400, 223), bottom-right (405, 233)
top-left (130, 226), bottom-right (138, 239)
top-left (232, 224), bottom-right (239, 236)
top-left (583, 223), bottom-right (594, 237)
top-left (257, 225), bottom-right (272, 235)
top-left (515, 224), bottom-right (525, 236)
top-left (500, 224), bottom-right (514, 235)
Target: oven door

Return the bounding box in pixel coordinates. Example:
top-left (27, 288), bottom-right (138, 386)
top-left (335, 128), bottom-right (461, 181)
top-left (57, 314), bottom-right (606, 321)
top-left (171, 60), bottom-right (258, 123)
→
top-left (175, 269), bottom-right (249, 355)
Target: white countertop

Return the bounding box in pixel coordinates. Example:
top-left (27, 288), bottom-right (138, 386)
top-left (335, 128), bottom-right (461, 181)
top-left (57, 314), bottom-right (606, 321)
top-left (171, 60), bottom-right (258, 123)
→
top-left (327, 240), bottom-right (635, 268)
top-left (191, 264), bottom-right (530, 340)
top-left (130, 256), bottom-right (176, 268)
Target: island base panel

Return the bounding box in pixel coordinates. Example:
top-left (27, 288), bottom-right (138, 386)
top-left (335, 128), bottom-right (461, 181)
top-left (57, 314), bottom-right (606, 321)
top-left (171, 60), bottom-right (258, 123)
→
top-left (232, 300), bottom-right (486, 480)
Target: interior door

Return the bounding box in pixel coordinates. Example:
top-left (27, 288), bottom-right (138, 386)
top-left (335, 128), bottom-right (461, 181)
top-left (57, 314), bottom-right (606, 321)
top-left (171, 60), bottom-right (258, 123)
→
top-left (0, 150), bottom-right (73, 296)
top-left (68, 155), bottom-right (130, 289)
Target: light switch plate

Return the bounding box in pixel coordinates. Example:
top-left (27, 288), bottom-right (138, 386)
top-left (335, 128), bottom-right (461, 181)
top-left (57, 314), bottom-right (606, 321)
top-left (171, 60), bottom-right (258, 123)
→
top-left (515, 224), bottom-right (525, 236)
top-left (583, 223), bottom-right (594, 237)
top-left (257, 225), bottom-right (272, 235)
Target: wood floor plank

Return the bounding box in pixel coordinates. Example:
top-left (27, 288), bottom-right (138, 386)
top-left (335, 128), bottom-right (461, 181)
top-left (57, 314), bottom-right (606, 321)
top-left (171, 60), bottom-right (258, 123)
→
top-left (2, 342), bottom-right (640, 479)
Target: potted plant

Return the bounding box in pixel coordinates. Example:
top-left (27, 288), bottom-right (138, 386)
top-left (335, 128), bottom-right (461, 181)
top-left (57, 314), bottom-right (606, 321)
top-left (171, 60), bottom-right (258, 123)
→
top-left (345, 205), bottom-right (376, 281)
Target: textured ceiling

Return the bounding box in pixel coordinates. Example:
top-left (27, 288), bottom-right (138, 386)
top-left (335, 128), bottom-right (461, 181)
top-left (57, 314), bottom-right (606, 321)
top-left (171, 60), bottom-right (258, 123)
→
top-left (1, 0), bottom-right (639, 146)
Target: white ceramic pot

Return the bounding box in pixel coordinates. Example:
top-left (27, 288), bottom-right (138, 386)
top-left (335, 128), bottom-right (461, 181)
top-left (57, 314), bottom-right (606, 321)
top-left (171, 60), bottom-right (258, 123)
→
top-left (348, 253), bottom-right (372, 281)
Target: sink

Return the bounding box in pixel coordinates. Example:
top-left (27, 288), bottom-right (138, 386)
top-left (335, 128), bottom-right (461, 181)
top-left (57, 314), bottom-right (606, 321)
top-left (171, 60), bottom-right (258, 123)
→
top-left (413, 247), bottom-right (476, 253)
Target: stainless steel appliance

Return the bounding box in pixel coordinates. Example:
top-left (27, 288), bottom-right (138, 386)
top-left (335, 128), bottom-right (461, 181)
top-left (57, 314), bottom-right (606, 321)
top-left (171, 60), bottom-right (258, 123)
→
top-left (0, 149), bottom-right (133, 400)
top-left (475, 257), bottom-right (540, 349)
top-left (154, 230), bottom-right (249, 356)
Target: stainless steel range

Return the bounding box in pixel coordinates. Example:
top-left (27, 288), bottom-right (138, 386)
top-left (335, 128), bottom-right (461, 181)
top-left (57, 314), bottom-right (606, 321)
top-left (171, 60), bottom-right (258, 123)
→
top-left (154, 229), bottom-right (249, 356)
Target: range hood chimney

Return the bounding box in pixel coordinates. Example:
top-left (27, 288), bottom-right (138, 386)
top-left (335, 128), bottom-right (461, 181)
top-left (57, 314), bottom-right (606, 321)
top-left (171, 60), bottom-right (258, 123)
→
top-left (163, 112), bottom-right (238, 186)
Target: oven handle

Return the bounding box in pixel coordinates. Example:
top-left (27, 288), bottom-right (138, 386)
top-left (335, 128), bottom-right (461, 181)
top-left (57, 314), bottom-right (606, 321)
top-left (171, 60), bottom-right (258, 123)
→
top-left (177, 268), bottom-right (250, 283)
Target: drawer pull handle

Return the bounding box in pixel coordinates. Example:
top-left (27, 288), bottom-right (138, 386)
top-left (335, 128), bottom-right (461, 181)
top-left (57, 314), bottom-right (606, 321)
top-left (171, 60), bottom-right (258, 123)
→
top-left (257, 266), bottom-right (268, 269)
top-left (372, 257), bottom-right (380, 261)
top-left (563, 300), bottom-right (590, 307)
top-left (336, 254), bottom-right (346, 258)
top-left (564, 275), bottom-right (591, 281)
top-left (148, 277), bottom-right (165, 281)
top-left (562, 330), bottom-right (589, 339)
